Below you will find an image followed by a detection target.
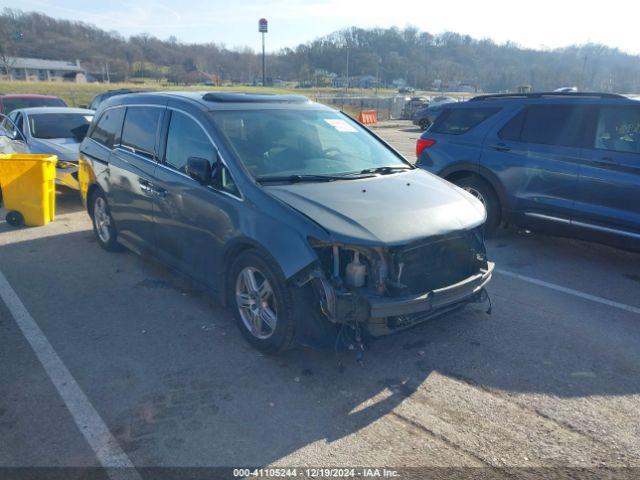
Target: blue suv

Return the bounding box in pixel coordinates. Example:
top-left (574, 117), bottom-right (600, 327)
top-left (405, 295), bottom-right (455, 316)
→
top-left (416, 92), bottom-right (640, 247)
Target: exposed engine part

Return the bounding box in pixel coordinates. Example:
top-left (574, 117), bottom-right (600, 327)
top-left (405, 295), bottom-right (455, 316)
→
top-left (372, 247), bottom-right (389, 294)
top-left (345, 251), bottom-right (367, 287)
top-left (313, 276), bottom-right (337, 320)
top-left (332, 245), bottom-right (340, 279)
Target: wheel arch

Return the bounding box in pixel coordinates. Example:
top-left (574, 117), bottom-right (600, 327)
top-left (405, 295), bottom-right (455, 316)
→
top-left (85, 182), bottom-right (103, 216)
top-left (218, 237), bottom-right (316, 307)
top-left (440, 163), bottom-right (509, 218)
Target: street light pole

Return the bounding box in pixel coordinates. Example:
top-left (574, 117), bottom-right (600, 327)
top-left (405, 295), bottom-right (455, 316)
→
top-left (259, 18), bottom-right (268, 86)
top-left (345, 46), bottom-right (349, 92)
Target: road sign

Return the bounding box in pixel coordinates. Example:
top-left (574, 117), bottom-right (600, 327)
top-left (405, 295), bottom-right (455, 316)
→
top-left (259, 18), bottom-right (268, 33)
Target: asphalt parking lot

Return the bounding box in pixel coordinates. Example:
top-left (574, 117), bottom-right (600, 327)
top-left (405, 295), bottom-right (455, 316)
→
top-left (1, 125), bottom-right (639, 479)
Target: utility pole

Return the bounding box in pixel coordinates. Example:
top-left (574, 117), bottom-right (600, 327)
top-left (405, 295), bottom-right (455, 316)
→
top-left (259, 18), bottom-right (268, 86)
top-left (345, 45), bottom-right (350, 93)
top-left (579, 55), bottom-right (588, 90)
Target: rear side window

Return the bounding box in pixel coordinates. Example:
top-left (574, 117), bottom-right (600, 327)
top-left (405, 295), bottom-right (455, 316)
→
top-left (516, 105), bottom-right (584, 147)
top-left (121, 106), bottom-right (162, 159)
top-left (90, 108), bottom-right (125, 149)
top-left (593, 106), bottom-right (640, 154)
top-left (498, 109), bottom-right (526, 141)
top-left (430, 107), bottom-right (499, 135)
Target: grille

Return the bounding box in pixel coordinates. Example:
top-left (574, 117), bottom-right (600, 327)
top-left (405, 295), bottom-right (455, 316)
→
top-left (391, 231), bottom-right (483, 296)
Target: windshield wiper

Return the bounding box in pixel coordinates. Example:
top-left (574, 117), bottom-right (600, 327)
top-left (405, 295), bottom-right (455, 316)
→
top-left (256, 173), bottom-right (375, 184)
top-left (357, 166), bottom-right (413, 175)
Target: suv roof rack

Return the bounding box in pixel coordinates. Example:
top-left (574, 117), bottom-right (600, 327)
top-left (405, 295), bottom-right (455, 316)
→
top-left (202, 92), bottom-right (309, 103)
top-left (469, 92), bottom-right (627, 101)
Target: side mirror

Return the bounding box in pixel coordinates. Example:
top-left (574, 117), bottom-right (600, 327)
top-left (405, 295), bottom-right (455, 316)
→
top-left (0, 115), bottom-right (24, 142)
top-left (185, 156), bottom-right (213, 184)
top-left (5, 129), bottom-right (19, 141)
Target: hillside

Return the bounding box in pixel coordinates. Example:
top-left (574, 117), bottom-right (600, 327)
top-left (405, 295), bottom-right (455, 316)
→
top-left (1, 8), bottom-right (639, 93)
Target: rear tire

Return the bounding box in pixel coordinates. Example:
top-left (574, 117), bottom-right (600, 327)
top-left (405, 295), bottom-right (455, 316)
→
top-left (453, 176), bottom-right (500, 235)
top-left (419, 118), bottom-right (431, 130)
top-left (228, 250), bottom-right (296, 354)
top-left (90, 190), bottom-right (123, 252)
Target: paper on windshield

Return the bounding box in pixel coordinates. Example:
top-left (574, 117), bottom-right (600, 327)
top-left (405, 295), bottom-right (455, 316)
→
top-left (324, 119), bottom-right (357, 132)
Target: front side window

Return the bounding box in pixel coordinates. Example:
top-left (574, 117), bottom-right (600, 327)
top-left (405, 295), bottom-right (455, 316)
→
top-left (90, 107), bottom-right (125, 149)
top-left (121, 106), bottom-right (162, 158)
top-left (28, 113), bottom-right (93, 141)
top-left (430, 107), bottom-right (499, 135)
top-left (165, 110), bottom-right (239, 196)
top-left (518, 105), bottom-right (584, 147)
top-left (165, 111), bottom-right (216, 172)
top-left (594, 106), bottom-right (640, 154)
top-left (210, 109), bottom-right (406, 179)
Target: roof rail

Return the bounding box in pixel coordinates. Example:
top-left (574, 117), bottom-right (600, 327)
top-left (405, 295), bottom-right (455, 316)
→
top-left (202, 92), bottom-right (309, 103)
top-left (469, 92), bottom-right (627, 101)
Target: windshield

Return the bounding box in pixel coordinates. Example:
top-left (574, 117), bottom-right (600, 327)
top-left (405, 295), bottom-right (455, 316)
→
top-left (28, 113), bottom-right (93, 141)
top-left (210, 109), bottom-right (407, 178)
top-left (3, 97), bottom-right (66, 114)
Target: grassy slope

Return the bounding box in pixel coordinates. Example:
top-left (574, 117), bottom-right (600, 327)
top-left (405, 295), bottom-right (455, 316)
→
top-left (0, 81), bottom-right (401, 108)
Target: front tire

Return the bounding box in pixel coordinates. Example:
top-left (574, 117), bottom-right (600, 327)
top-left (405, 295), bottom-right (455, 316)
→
top-left (454, 176), bottom-right (500, 235)
top-left (90, 190), bottom-right (122, 252)
top-left (229, 250), bottom-right (296, 354)
top-left (419, 118), bottom-right (431, 130)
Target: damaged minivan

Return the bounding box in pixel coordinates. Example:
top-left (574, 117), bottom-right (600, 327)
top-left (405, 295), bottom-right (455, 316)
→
top-left (79, 92), bottom-right (494, 353)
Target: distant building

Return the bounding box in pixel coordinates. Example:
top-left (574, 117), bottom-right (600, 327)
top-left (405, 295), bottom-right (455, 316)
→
top-left (0, 57), bottom-right (87, 83)
top-left (455, 83), bottom-right (479, 93)
top-left (331, 75), bottom-right (379, 89)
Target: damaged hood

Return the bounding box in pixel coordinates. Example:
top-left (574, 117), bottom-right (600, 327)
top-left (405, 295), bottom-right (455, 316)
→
top-left (28, 138), bottom-right (80, 162)
top-left (264, 169), bottom-right (486, 245)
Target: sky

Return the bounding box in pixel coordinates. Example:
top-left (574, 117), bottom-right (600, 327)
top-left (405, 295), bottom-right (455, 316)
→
top-left (5, 0), bottom-right (640, 54)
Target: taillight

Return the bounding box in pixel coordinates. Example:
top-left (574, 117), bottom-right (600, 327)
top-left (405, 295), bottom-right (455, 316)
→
top-left (416, 138), bottom-right (436, 157)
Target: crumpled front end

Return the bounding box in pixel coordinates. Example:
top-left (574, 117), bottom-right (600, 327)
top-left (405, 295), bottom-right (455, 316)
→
top-left (55, 161), bottom-right (80, 190)
top-left (305, 228), bottom-right (493, 337)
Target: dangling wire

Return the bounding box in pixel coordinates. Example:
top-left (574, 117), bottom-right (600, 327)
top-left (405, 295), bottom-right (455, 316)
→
top-left (481, 287), bottom-right (492, 315)
top-left (334, 321), bottom-right (349, 373)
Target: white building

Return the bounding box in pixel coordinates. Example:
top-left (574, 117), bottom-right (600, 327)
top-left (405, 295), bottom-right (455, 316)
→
top-left (0, 57), bottom-right (86, 83)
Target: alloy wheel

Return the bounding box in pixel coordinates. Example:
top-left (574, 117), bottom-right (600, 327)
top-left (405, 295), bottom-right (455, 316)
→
top-left (235, 266), bottom-right (278, 339)
top-left (93, 196), bottom-right (111, 243)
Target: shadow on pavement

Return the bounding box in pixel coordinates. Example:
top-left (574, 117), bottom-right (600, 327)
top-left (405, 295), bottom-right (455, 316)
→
top-left (0, 226), bottom-right (639, 467)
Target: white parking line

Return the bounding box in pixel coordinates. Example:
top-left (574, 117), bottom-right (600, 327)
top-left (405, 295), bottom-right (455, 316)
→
top-left (0, 269), bottom-right (141, 480)
top-left (496, 269), bottom-right (640, 315)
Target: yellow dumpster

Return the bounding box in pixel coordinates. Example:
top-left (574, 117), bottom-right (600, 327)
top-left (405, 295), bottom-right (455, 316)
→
top-left (0, 154), bottom-right (57, 227)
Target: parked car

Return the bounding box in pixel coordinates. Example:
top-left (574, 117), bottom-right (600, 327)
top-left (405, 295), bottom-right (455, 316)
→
top-left (398, 86), bottom-right (415, 94)
top-left (401, 96), bottom-right (428, 120)
top-left (415, 92), bottom-right (640, 248)
top-left (0, 107), bottom-right (94, 190)
top-left (0, 94), bottom-right (66, 114)
top-left (412, 96), bottom-right (458, 130)
top-left (79, 91), bottom-right (493, 353)
top-left (88, 89), bottom-right (149, 111)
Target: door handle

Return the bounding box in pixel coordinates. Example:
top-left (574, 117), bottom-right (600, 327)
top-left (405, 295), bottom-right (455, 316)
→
top-left (138, 178), bottom-right (154, 195)
top-left (491, 143), bottom-right (511, 152)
